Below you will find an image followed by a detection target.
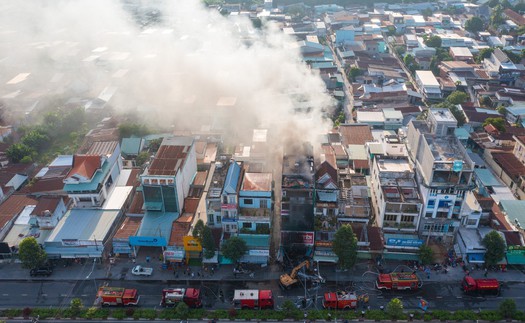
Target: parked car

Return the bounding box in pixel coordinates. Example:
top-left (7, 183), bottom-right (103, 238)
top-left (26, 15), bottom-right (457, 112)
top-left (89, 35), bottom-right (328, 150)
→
top-left (30, 266), bottom-right (53, 277)
top-left (131, 265), bottom-right (153, 276)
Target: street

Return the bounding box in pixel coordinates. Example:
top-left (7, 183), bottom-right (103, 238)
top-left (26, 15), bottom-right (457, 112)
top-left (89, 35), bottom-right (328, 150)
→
top-left (1, 278), bottom-right (524, 311)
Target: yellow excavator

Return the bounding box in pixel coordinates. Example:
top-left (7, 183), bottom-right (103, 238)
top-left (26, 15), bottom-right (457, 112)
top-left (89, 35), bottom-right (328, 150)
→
top-left (279, 260), bottom-right (310, 289)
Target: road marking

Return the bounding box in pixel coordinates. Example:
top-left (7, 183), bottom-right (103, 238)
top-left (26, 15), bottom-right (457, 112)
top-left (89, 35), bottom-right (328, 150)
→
top-left (456, 296), bottom-right (462, 299)
top-left (61, 294), bottom-right (68, 297)
top-left (2, 294), bottom-right (8, 296)
top-left (81, 294), bottom-right (88, 297)
top-left (377, 296), bottom-right (384, 299)
top-left (277, 296), bottom-right (284, 298)
top-left (42, 294), bottom-right (47, 297)
top-left (21, 294), bottom-right (28, 296)
top-left (436, 296), bottom-right (443, 299)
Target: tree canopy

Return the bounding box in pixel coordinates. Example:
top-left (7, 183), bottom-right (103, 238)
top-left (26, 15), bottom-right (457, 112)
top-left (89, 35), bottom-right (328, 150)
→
top-left (118, 122), bottom-right (150, 139)
top-left (221, 236), bottom-right (248, 264)
top-left (332, 225), bottom-right (358, 269)
top-left (424, 35), bottom-right (442, 48)
top-left (499, 299), bottom-right (517, 319)
top-left (476, 48), bottom-right (494, 64)
top-left (447, 91), bottom-right (468, 105)
top-left (6, 143), bottom-right (35, 163)
top-left (482, 230), bottom-right (506, 267)
top-left (202, 226), bottom-right (216, 259)
top-left (386, 298), bottom-right (404, 320)
top-left (418, 244), bottom-right (434, 265)
top-left (464, 16), bottom-right (484, 34)
top-left (192, 219), bottom-right (205, 242)
top-left (18, 237), bottom-right (47, 269)
top-left (483, 117), bottom-right (506, 132)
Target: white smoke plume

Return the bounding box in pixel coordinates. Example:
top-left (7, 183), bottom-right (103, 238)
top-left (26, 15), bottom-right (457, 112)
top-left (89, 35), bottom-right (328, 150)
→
top-left (0, 0), bottom-right (334, 148)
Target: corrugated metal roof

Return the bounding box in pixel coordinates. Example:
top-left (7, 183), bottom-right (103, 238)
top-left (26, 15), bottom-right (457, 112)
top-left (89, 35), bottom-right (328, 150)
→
top-left (223, 161), bottom-right (241, 194)
top-left (238, 234), bottom-right (269, 248)
top-left (474, 168), bottom-right (502, 187)
top-left (47, 209), bottom-right (120, 242)
top-left (121, 138), bottom-right (142, 155)
top-left (86, 141), bottom-right (118, 157)
top-left (137, 212), bottom-right (178, 241)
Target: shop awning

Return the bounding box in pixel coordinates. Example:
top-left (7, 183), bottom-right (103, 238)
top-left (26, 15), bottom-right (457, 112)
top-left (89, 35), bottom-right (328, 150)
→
top-left (468, 253), bottom-right (485, 263)
top-left (507, 254), bottom-right (525, 265)
top-left (313, 255), bottom-right (338, 263)
top-left (202, 252), bottom-right (219, 264)
top-left (383, 251), bottom-right (419, 261)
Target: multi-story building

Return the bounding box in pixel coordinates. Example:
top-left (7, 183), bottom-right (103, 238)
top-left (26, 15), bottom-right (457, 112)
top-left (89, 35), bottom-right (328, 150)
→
top-left (63, 141), bottom-right (122, 207)
top-left (370, 155), bottom-right (422, 233)
top-left (415, 70), bottom-right (442, 101)
top-left (140, 136), bottom-right (197, 214)
top-left (280, 143), bottom-right (315, 256)
top-left (407, 109), bottom-right (475, 244)
top-left (220, 160), bottom-right (243, 234)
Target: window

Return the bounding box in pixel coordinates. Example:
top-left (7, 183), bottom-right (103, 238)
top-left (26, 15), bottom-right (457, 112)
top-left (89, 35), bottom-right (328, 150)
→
top-left (401, 215), bottom-right (414, 223)
top-left (425, 211), bottom-right (433, 218)
top-left (242, 222), bottom-right (252, 229)
top-left (467, 219), bottom-right (478, 226)
top-left (244, 199), bottom-right (253, 205)
top-left (216, 216), bottom-right (221, 224)
top-left (427, 200), bottom-right (435, 208)
top-left (228, 196), bottom-right (236, 204)
top-left (384, 214), bottom-right (397, 221)
top-left (260, 199), bottom-right (268, 209)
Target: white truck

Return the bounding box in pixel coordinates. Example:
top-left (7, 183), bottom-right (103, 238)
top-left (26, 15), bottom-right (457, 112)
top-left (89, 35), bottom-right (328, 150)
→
top-left (131, 265), bottom-right (153, 276)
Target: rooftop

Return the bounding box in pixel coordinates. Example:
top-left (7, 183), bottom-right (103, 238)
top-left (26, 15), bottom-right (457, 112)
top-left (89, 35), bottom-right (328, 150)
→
top-left (66, 155), bottom-right (101, 180)
top-left (46, 209), bottom-right (120, 242)
top-left (147, 137), bottom-right (193, 176)
top-left (339, 124), bottom-right (374, 146)
top-left (241, 172), bottom-right (272, 192)
top-left (85, 141), bottom-right (118, 157)
top-left (113, 216), bottom-right (142, 240)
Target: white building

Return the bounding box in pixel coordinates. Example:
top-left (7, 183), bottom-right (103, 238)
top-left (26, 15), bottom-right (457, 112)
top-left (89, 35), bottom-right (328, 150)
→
top-left (415, 70), bottom-right (442, 100)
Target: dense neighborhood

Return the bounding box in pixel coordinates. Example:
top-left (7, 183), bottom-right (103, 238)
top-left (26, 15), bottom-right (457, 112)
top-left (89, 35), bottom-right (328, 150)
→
top-left (3, 0), bottom-right (525, 321)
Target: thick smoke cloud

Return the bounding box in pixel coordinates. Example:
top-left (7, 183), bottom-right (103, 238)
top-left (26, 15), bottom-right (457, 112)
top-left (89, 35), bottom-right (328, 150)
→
top-left (0, 0), bottom-right (334, 148)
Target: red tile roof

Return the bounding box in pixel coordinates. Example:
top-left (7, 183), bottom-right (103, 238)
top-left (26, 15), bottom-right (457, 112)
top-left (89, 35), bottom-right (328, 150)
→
top-left (67, 155), bottom-right (100, 180)
top-left (338, 124), bottom-right (373, 146)
top-left (504, 8), bottom-right (525, 26)
top-left (114, 216), bottom-right (142, 239)
top-left (491, 152), bottom-right (525, 180)
top-left (0, 195), bottom-right (38, 232)
top-left (242, 173), bottom-right (272, 191)
top-left (127, 192), bottom-right (144, 215)
top-left (183, 197), bottom-right (200, 214)
top-left (31, 197), bottom-right (62, 217)
top-left (490, 204), bottom-right (514, 231)
top-left (149, 145), bottom-right (188, 176)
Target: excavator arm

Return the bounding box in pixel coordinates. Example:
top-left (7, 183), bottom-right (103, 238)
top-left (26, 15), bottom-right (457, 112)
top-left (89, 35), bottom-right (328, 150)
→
top-left (279, 260), bottom-right (311, 288)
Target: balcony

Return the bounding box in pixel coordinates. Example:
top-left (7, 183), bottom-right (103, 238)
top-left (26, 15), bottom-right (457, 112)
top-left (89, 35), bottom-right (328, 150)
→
top-left (239, 208), bottom-right (271, 218)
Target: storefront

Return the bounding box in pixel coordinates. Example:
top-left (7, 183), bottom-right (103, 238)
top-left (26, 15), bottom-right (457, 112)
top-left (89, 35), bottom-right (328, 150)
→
top-left (163, 248), bottom-right (185, 263)
top-left (183, 236), bottom-right (202, 264)
top-left (239, 234), bottom-right (270, 264)
top-left (507, 246), bottom-right (525, 265)
top-left (383, 234), bottom-right (423, 261)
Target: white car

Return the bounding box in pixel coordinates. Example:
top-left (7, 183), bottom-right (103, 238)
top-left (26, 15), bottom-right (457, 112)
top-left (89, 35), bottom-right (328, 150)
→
top-left (131, 265), bottom-right (153, 276)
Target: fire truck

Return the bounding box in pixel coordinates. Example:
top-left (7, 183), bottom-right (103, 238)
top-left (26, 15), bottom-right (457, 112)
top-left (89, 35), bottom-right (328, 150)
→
top-left (160, 288), bottom-right (202, 308)
top-left (97, 287), bottom-right (140, 306)
top-left (376, 273), bottom-right (421, 290)
top-left (323, 291), bottom-right (358, 310)
top-left (462, 276), bottom-right (500, 294)
top-left (232, 289), bottom-right (274, 309)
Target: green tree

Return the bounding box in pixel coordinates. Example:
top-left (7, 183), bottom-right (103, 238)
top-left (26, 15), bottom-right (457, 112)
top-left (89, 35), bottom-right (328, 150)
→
top-left (482, 230), bottom-right (506, 267)
top-left (476, 48), bottom-right (494, 64)
top-left (148, 138), bottom-right (163, 152)
top-left (424, 35), bottom-right (442, 48)
top-left (385, 25), bottom-right (396, 36)
top-left (348, 67), bottom-right (362, 82)
top-left (499, 299), bottom-right (517, 319)
top-left (418, 244), bottom-right (434, 265)
top-left (491, 5), bottom-right (505, 27)
top-left (202, 226), bottom-right (216, 259)
top-left (515, 1), bottom-right (525, 13)
top-left (6, 143), bottom-right (35, 163)
top-left (386, 298), bottom-right (404, 320)
top-left (394, 45), bottom-right (406, 56)
top-left (447, 91), bottom-right (468, 105)
top-left (483, 117), bottom-right (506, 132)
top-left (18, 237), bottom-right (47, 269)
top-left (118, 122), bottom-right (150, 139)
top-left (70, 298), bottom-right (83, 317)
top-left (464, 16), bottom-right (484, 34)
top-left (221, 236), bottom-right (248, 264)
top-left (175, 302), bottom-right (189, 319)
top-left (487, 0), bottom-right (499, 7)
top-left (192, 219), bottom-right (205, 241)
top-left (503, 50), bottom-right (522, 64)
top-left (135, 151), bottom-right (150, 166)
top-left (281, 299), bottom-right (299, 318)
top-left (22, 129), bottom-right (49, 152)
top-left (497, 105), bottom-right (508, 115)
top-left (332, 225), bottom-right (358, 270)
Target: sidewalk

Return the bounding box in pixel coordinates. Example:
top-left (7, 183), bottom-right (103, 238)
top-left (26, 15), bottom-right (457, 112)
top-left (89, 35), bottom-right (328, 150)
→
top-left (1, 257), bottom-right (524, 283)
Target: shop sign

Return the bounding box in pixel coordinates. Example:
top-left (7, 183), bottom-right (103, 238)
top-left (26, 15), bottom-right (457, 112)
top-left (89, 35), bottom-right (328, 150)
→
top-left (249, 250), bottom-right (269, 257)
top-left (183, 236), bottom-right (202, 252)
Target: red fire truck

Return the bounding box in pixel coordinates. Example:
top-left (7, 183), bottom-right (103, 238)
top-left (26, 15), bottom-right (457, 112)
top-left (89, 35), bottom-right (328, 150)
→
top-left (232, 289), bottom-right (274, 309)
top-left (323, 291), bottom-right (358, 310)
top-left (160, 288), bottom-right (202, 308)
top-left (462, 276), bottom-right (500, 294)
top-left (97, 287), bottom-right (140, 306)
top-left (376, 273), bottom-right (421, 290)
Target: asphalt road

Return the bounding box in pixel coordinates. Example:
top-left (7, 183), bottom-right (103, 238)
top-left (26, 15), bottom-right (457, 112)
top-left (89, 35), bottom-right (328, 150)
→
top-left (2, 279), bottom-right (524, 311)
